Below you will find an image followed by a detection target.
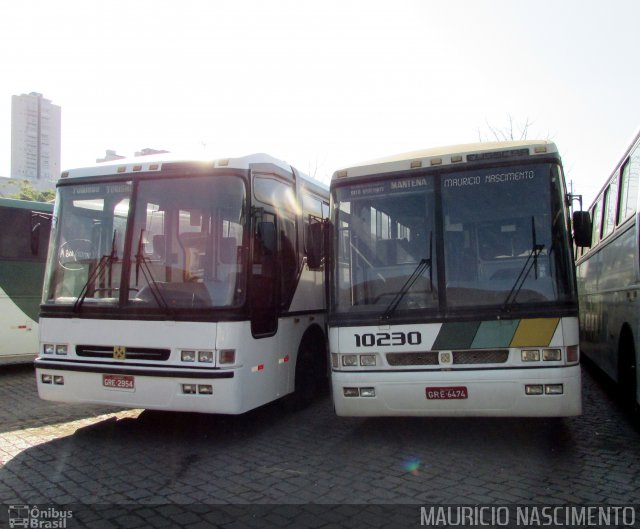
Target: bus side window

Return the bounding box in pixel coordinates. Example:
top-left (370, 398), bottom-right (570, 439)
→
top-left (591, 200), bottom-right (603, 246)
top-left (619, 149), bottom-right (639, 223)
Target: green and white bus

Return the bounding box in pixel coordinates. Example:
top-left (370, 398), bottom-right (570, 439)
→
top-left (0, 197), bottom-right (53, 365)
top-left (576, 129), bottom-right (640, 414)
top-left (328, 141), bottom-right (590, 417)
top-left (35, 154), bottom-right (329, 414)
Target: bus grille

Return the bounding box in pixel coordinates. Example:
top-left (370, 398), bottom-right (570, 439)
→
top-left (452, 350), bottom-right (509, 364)
top-left (76, 345), bottom-right (171, 361)
top-left (386, 352), bottom-right (439, 366)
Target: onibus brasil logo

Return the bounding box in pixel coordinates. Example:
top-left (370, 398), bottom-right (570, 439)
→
top-left (8, 505), bottom-right (73, 528)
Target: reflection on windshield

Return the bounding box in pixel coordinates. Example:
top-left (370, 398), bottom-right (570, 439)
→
top-left (332, 163), bottom-right (576, 316)
top-left (334, 179), bottom-right (438, 313)
top-left (442, 164), bottom-right (573, 309)
top-left (44, 175), bottom-right (247, 311)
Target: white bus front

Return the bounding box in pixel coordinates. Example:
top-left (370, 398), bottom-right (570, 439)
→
top-left (329, 145), bottom-right (582, 417)
top-left (36, 159), bottom-right (327, 414)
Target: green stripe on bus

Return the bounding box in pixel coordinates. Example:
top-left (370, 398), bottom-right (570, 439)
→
top-left (471, 319), bottom-right (520, 349)
top-left (432, 321), bottom-right (480, 350)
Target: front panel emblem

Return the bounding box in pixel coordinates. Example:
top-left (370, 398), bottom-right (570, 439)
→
top-left (113, 346), bottom-right (126, 360)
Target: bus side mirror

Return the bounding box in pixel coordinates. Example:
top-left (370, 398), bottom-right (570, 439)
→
top-left (307, 220), bottom-right (324, 269)
top-left (572, 211), bottom-right (592, 248)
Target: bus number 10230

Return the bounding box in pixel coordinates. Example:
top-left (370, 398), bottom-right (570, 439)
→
top-left (354, 331), bottom-right (422, 347)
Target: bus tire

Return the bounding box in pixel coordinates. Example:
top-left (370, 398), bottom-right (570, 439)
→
top-left (286, 329), bottom-right (327, 411)
top-left (618, 328), bottom-right (639, 417)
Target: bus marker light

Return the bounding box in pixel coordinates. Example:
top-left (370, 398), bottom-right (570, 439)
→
top-left (521, 349), bottom-right (540, 362)
top-left (545, 384), bottom-right (563, 395)
top-left (218, 349), bottom-right (236, 365)
top-left (360, 387), bottom-right (376, 397)
top-left (198, 385), bottom-right (213, 395)
top-left (430, 157), bottom-right (442, 166)
top-left (534, 146), bottom-right (548, 154)
top-left (252, 364), bottom-right (265, 372)
top-left (451, 155), bottom-right (463, 163)
top-left (53, 376), bottom-right (64, 385)
top-left (182, 384), bottom-right (197, 394)
top-left (198, 350), bottom-right (214, 363)
top-left (542, 348), bottom-right (562, 361)
top-left (525, 384), bottom-right (543, 395)
top-left (44, 344), bottom-right (55, 355)
top-left (181, 350), bottom-right (196, 362)
top-left (567, 345), bottom-right (578, 363)
top-left (41, 374), bottom-right (53, 384)
top-left (342, 355), bottom-right (358, 367)
top-left (359, 354), bottom-right (377, 367)
top-left (343, 387), bottom-right (359, 397)
top-left (410, 160), bottom-right (422, 169)
top-left (331, 353), bottom-right (339, 368)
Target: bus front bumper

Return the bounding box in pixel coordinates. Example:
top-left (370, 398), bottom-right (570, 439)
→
top-left (35, 359), bottom-right (245, 414)
top-left (331, 365), bottom-right (582, 417)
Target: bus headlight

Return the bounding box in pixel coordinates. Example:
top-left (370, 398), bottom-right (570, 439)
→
top-left (43, 344), bottom-right (55, 355)
top-left (181, 350), bottom-right (196, 362)
top-left (359, 354), bottom-right (377, 367)
top-left (55, 344), bottom-right (68, 355)
top-left (198, 350), bottom-right (214, 363)
top-left (342, 355), bottom-right (358, 367)
top-left (521, 349), bottom-right (540, 362)
top-left (542, 348), bottom-right (562, 361)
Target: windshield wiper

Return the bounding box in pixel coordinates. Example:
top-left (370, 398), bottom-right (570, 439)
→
top-left (73, 230), bottom-right (118, 312)
top-left (380, 233), bottom-right (433, 321)
top-left (134, 229), bottom-right (172, 314)
top-left (502, 217), bottom-right (544, 312)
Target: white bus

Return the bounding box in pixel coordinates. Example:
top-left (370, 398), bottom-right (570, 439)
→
top-left (35, 154), bottom-right (329, 414)
top-left (328, 141), bottom-right (591, 417)
top-left (576, 130), bottom-right (640, 415)
top-left (0, 198), bottom-right (52, 365)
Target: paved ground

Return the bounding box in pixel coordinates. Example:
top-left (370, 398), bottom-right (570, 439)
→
top-left (0, 362), bottom-right (638, 528)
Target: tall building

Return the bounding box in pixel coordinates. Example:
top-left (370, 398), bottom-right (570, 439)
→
top-left (11, 92), bottom-right (61, 181)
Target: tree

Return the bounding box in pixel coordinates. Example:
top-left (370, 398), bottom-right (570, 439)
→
top-left (478, 115), bottom-right (534, 142)
top-left (5, 179), bottom-right (55, 202)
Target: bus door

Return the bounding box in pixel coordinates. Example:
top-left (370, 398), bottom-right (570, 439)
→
top-left (251, 211), bottom-right (278, 337)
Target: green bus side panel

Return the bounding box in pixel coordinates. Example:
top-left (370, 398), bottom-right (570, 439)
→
top-left (0, 260), bottom-right (45, 321)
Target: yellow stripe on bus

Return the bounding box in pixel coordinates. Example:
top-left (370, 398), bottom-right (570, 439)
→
top-left (510, 318), bottom-right (559, 347)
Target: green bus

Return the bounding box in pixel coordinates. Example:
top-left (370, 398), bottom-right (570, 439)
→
top-left (0, 197), bottom-right (53, 364)
top-left (576, 129), bottom-right (640, 414)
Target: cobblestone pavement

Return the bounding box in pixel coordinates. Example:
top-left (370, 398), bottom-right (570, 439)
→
top-left (0, 362), bottom-right (639, 528)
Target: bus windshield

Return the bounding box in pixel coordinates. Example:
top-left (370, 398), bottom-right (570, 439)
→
top-left (44, 175), bottom-right (247, 312)
top-left (332, 162), bottom-right (576, 316)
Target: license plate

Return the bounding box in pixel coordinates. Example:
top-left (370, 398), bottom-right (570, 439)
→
top-left (426, 386), bottom-right (468, 400)
top-left (103, 374), bottom-right (135, 391)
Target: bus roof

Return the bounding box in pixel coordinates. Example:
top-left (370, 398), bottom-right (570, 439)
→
top-left (59, 152), bottom-right (328, 194)
top-left (332, 140), bottom-right (559, 180)
top-left (0, 197), bottom-right (54, 212)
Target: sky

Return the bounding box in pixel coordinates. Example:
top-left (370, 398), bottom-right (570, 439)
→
top-left (1, 0), bottom-right (639, 206)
